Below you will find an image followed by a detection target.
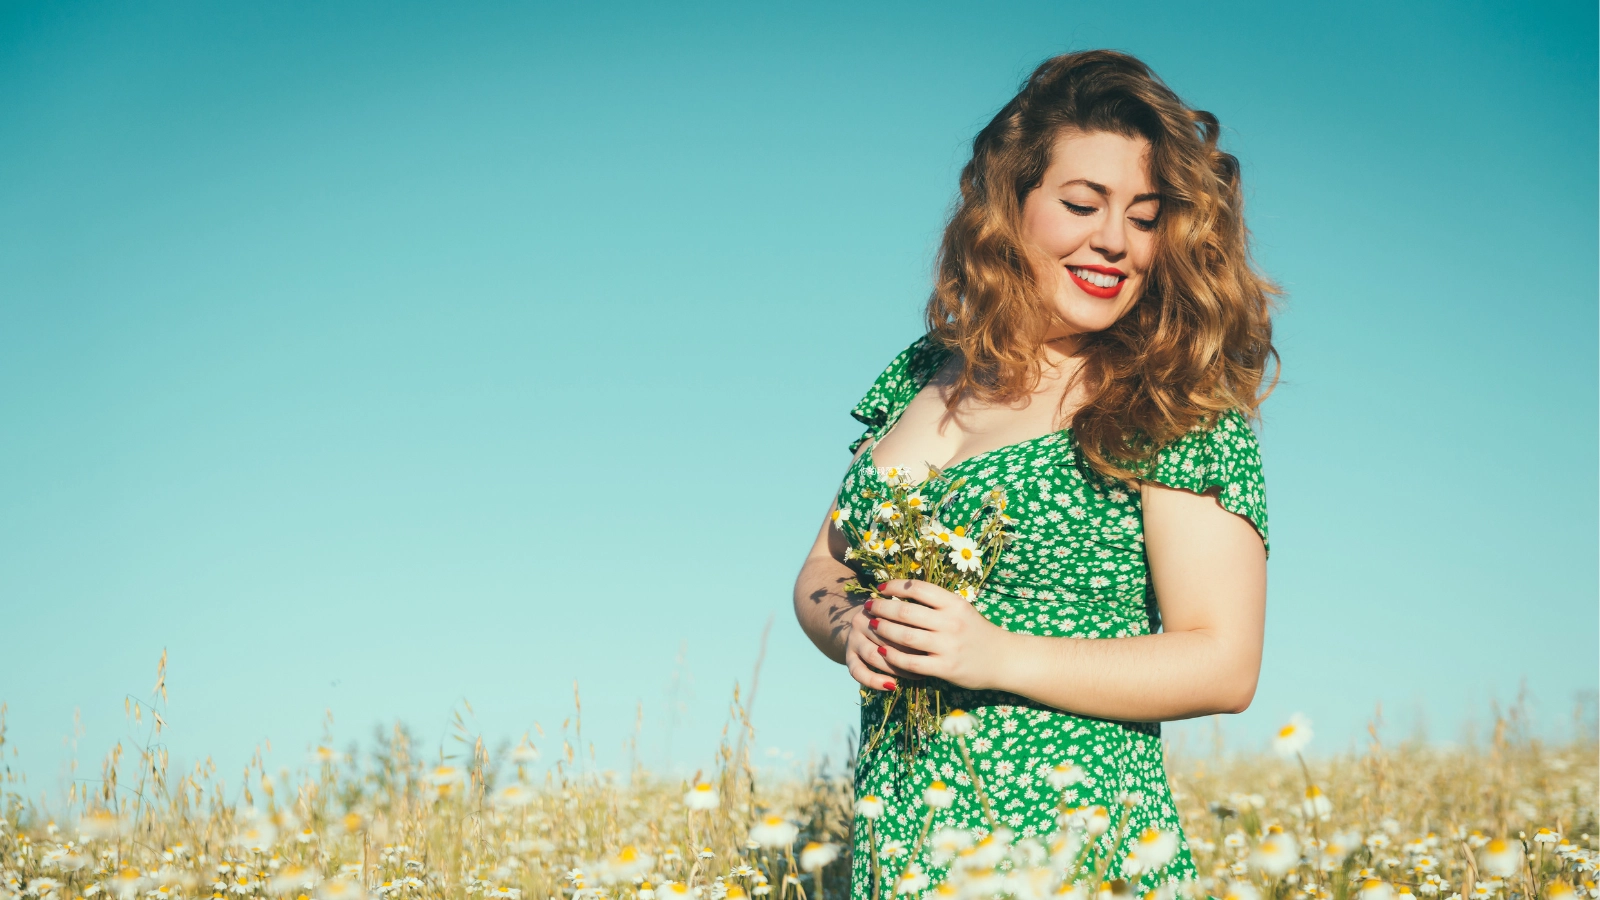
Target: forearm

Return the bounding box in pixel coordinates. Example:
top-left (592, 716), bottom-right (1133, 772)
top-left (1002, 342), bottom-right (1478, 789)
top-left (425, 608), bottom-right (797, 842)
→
top-left (987, 627), bottom-right (1259, 722)
top-left (792, 554), bottom-right (861, 665)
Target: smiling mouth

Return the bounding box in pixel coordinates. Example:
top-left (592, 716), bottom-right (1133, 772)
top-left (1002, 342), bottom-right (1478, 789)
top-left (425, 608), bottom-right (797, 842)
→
top-left (1066, 266), bottom-right (1127, 298)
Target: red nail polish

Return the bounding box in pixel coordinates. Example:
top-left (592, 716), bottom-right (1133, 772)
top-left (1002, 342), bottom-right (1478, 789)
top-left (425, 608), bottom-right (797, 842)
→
top-left (864, 599), bottom-right (874, 612)
top-left (869, 618), bottom-right (879, 629)
top-left (876, 582), bottom-right (887, 592)
top-left (883, 681), bottom-right (897, 690)
top-left (877, 645), bottom-right (887, 656)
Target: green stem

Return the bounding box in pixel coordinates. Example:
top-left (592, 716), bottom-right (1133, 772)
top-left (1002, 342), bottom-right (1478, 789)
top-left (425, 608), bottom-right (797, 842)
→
top-left (903, 804), bottom-right (938, 888)
top-left (1094, 802), bottom-right (1136, 885)
top-left (867, 818), bottom-right (881, 900)
top-left (955, 735), bottom-right (999, 831)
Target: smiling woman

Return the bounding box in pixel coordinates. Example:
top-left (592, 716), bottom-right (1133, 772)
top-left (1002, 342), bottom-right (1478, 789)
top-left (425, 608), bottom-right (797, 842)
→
top-left (791, 50), bottom-right (1281, 897)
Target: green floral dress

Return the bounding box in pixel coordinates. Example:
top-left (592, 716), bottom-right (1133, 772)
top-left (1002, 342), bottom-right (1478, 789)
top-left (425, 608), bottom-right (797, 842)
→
top-left (836, 336), bottom-right (1268, 898)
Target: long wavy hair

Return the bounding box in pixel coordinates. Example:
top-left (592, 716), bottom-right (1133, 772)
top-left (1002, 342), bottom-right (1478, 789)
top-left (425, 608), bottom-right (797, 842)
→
top-left (925, 49), bottom-right (1281, 481)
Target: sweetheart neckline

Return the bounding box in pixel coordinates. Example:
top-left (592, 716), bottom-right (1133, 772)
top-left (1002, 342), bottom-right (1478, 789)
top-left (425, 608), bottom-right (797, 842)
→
top-left (860, 428), bottom-right (1070, 488)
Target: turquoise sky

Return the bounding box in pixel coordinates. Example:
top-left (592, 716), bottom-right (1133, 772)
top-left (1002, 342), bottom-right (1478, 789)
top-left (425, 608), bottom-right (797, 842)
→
top-left (2, 1), bottom-right (1595, 797)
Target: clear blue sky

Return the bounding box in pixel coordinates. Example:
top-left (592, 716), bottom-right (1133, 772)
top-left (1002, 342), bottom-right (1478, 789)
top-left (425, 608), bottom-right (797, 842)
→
top-left (2, 1), bottom-right (1595, 799)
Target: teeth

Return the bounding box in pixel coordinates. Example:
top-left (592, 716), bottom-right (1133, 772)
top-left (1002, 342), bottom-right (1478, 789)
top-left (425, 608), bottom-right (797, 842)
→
top-left (1070, 267), bottom-right (1122, 289)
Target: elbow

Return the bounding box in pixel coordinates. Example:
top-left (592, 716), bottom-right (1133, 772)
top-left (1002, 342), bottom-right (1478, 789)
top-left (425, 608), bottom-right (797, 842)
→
top-left (1216, 668), bottom-right (1260, 715)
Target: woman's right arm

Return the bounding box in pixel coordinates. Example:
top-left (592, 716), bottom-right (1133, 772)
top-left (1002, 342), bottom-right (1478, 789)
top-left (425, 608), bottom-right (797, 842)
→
top-left (792, 481), bottom-right (905, 691)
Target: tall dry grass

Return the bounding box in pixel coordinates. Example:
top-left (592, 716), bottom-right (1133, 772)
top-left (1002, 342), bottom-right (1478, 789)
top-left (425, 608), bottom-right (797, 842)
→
top-left (0, 654), bottom-right (1593, 900)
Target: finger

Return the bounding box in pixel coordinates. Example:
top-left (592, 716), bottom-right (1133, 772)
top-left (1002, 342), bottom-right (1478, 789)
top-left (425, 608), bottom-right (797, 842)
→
top-left (873, 618), bottom-right (934, 652)
top-left (854, 610), bottom-right (889, 646)
top-left (864, 596), bottom-right (939, 629)
top-left (847, 651), bottom-right (898, 691)
top-left (862, 616), bottom-right (928, 659)
top-left (855, 626), bottom-right (922, 673)
top-left (850, 628), bottom-right (898, 671)
top-left (856, 643), bottom-right (899, 677)
top-left (878, 578), bottom-right (958, 610)
top-left (881, 643), bottom-right (935, 677)
top-left (851, 623), bottom-right (924, 679)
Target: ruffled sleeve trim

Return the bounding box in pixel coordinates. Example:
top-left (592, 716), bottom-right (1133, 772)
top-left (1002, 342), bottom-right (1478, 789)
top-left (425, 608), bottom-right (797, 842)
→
top-left (848, 334), bottom-right (949, 453)
top-left (1144, 408), bottom-right (1270, 554)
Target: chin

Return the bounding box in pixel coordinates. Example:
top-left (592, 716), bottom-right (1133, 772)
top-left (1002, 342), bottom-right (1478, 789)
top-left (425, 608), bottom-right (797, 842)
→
top-left (1052, 295), bottom-right (1140, 335)
top-left (1052, 308), bottom-right (1125, 336)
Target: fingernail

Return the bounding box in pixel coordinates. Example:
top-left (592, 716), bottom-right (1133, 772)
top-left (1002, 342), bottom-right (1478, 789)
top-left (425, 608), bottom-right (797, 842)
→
top-left (883, 681), bottom-right (897, 690)
top-left (869, 618), bottom-right (879, 630)
top-left (864, 599), bottom-right (874, 612)
top-left (877, 645), bottom-right (887, 656)
top-left (876, 582), bottom-right (886, 592)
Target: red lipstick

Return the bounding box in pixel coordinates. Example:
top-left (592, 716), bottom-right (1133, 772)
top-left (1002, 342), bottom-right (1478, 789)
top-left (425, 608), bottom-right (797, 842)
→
top-left (1066, 264), bottom-right (1127, 299)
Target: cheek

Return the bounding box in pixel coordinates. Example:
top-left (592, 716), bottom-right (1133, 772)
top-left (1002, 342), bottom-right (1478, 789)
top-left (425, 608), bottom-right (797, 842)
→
top-left (1131, 232), bottom-right (1158, 272)
top-left (1028, 216), bottom-right (1092, 257)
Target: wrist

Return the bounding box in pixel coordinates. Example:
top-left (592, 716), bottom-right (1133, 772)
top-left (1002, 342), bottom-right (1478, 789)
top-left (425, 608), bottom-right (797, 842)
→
top-left (980, 628), bottom-right (1030, 693)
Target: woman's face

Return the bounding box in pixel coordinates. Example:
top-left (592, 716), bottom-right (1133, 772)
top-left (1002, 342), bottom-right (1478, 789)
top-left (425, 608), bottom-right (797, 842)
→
top-left (1019, 129), bottom-right (1161, 343)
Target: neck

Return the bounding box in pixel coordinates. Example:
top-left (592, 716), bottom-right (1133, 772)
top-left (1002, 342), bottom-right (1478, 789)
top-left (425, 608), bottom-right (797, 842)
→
top-left (1039, 333), bottom-right (1083, 368)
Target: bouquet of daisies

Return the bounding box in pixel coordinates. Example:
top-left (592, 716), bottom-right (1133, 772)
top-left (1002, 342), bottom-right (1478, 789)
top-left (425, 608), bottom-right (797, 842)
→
top-left (833, 464), bottom-right (1012, 758)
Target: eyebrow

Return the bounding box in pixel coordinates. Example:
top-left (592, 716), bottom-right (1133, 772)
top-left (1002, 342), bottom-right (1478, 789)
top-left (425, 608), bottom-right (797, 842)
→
top-left (1058, 178), bottom-right (1161, 204)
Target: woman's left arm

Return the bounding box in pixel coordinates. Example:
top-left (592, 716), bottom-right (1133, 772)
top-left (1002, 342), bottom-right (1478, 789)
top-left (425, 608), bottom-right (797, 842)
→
top-left (866, 482), bottom-right (1266, 722)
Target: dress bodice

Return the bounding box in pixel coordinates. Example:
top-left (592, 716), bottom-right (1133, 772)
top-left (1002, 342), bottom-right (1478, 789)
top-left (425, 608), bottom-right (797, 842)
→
top-left (837, 335), bottom-right (1270, 899)
top-left (836, 335), bottom-right (1268, 640)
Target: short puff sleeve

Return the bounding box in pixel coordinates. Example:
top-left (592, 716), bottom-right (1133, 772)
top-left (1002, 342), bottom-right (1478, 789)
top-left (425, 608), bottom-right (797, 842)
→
top-left (847, 335), bottom-right (950, 453)
top-left (1145, 408), bottom-right (1270, 553)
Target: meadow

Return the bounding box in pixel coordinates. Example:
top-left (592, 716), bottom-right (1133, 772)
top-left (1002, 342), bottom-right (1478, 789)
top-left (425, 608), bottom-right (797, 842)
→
top-left (0, 656), bottom-right (1594, 900)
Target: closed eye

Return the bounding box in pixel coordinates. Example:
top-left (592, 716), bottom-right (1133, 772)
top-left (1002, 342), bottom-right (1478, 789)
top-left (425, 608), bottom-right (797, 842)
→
top-left (1061, 200), bottom-right (1095, 216)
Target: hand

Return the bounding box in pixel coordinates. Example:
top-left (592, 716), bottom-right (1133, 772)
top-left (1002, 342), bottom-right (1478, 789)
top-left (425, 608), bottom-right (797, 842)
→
top-left (866, 579), bottom-right (1016, 691)
top-left (843, 601), bottom-right (918, 692)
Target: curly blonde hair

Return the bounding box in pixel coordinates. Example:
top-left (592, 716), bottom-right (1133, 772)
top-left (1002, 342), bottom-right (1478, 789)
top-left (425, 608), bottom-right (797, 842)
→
top-left (926, 49), bottom-right (1281, 481)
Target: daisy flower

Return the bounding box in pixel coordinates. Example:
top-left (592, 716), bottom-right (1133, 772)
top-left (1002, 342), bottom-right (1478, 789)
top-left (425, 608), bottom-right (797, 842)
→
top-left (315, 880), bottom-right (366, 900)
top-left (1480, 838), bottom-right (1522, 878)
top-left (1072, 806), bottom-right (1111, 837)
top-left (1250, 832), bottom-right (1299, 876)
top-left (1359, 880), bottom-right (1395, 900)
top-left (598, 846), bottom-right (652, 884)
top-left (930, 828), bottom-right (974, 864)
top-left (77, 811), bottom-right (121, 841)
top-left (268, 867), bottom-right (318, 897)
top-left (830, 506), bottom-right (852, 531)
top-left (799, 843), bottom-right (839, 872)
top-left (894, 871), bottom-right (928, 895)
top-left (1273, 714), bottom-right (1313, 757)
top-left (1301, 785), bottom-right (1332, 819)
top-left (684, 782), bottom-right (719, 811)
top-left (749, 816), bottom-right (798, 849)
top-left (940, 710), bottom-right (976, 735)
top-left (947, 536), bottom-right (982, 573)
top-left (1220, 885), bottom-right (1260, 900)
top-left (1125, 829), bottom-right (1178, 875)
top-left (1046, 763), bottom-right (1086, 789)
top-left (492, 784), bottom-right (536, 810)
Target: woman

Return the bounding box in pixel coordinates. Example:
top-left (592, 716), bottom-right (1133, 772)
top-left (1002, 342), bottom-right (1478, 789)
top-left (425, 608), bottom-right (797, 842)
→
top-left (792, 50), bottom-right (1277, 896)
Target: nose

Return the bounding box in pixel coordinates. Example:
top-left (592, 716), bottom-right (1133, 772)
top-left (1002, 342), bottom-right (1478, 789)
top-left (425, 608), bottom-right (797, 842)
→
top-left (1089, 209), bottom-right (1128, 261)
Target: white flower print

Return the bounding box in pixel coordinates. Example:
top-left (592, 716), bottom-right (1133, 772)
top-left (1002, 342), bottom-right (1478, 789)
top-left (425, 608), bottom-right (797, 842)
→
top-left (843, 336), bottom-right (1269, 898)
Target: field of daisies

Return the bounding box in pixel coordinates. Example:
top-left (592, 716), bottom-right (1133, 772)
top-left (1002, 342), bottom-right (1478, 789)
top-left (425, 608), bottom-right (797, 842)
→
top-left (0, 671), bottom-right (1593, 900)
